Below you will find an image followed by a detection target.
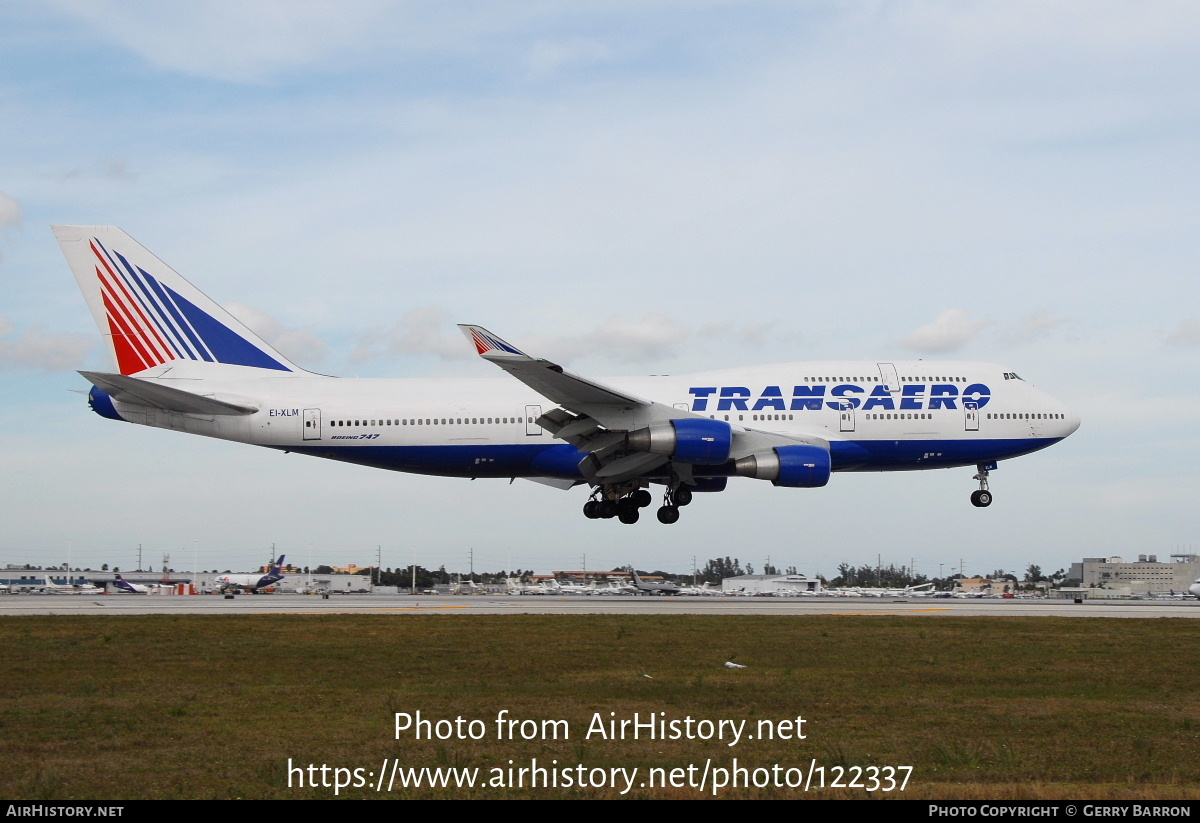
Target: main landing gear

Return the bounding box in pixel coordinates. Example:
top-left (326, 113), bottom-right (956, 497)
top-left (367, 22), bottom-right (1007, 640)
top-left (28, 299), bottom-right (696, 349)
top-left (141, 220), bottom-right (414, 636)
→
top-left (582, 481), bottom-right (692, 525)
top-left (970, 463), bottom-right (993, 508)
top-left (583, 484), bottom-right (653, 524)
top-left (656, 483), bottom-right (691, 524)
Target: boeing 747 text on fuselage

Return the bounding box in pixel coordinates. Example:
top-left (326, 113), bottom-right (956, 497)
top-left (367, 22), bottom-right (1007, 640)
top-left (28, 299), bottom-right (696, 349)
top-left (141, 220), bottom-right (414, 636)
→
top-left (54, 226), bottom-right (1080, 525)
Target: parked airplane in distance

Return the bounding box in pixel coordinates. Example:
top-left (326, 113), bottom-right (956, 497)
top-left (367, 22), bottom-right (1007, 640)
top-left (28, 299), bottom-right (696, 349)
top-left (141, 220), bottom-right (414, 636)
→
top-left (1190, 578), bottom-right (1200, 599)
top-left (505, 578), bottom-right (553, 595)
top-left (214, 556), bottom-right (287, 594)
top-left (41, 574), bottom-right (103, 595)
top-left (55, 226), bottom-right (1080, 525)
top-left (114, 573), bottom-right (149, 594)
top-left (630, 571), bottom-right (682, 596)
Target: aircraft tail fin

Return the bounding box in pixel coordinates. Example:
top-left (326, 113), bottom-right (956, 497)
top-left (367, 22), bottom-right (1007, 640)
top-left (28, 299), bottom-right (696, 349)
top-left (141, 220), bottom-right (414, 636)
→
top-left (53, 226), bottom-right (302, 376)
top-left (262, 555), bottom-right (286, 586)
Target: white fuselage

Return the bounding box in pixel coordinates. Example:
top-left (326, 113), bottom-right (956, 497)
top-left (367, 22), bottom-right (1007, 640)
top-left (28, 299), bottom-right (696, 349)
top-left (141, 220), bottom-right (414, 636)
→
top-left (101, 359), bottom-right (1078, 482)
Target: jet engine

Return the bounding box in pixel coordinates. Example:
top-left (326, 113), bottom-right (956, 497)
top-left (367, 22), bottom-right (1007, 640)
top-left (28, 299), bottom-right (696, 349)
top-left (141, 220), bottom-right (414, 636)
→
top-left (625, 418), bottom-right (733, 465)
top-left (733, 444), bottom-right (831, 487)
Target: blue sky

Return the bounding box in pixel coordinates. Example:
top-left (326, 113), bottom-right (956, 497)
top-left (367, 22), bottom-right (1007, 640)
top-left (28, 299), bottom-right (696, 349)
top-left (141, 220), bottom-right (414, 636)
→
top-left (2, 1), bottom-right (1198, 578)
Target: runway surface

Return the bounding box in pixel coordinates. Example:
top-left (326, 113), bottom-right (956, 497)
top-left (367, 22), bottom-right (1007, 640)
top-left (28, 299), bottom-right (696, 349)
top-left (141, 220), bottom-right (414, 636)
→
top-left (2, 593), bottom-right (1198, 617)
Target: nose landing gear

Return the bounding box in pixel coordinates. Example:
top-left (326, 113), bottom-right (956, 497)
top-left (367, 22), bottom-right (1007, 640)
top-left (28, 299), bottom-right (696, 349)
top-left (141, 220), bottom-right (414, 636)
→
top-left (971, 463), bottom-right (993, 507)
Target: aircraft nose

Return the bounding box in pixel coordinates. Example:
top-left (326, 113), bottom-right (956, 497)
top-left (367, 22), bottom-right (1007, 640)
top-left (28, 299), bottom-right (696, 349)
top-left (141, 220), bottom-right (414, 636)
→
top-left (1062, 405), bottom-right (1081, 437)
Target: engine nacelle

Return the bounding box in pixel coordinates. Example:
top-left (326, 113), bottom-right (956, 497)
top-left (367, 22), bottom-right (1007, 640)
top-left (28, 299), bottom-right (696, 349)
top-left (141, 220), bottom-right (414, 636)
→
top-left (626, 418), bottom-right (732, 465)
top-left (88, 385), bottom-right (123, 421)
top-left (732, 444), bottom-right (830, 488)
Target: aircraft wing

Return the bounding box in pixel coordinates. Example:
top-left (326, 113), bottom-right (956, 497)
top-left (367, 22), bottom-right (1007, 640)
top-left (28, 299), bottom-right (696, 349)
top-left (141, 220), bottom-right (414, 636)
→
top-left (80, 371), bottom-right (260, 416)
top-left (458, 325), bottom-right (828, 485)
top-left (458, 325), bottom-right (648, 408)
top-left (459, 325), bottom-right (685, 482)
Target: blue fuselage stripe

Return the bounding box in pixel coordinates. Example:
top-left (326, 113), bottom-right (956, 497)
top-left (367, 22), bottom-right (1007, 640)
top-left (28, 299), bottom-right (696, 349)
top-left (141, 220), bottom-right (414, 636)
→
top-left (279, 437), bottom-right (1063, 479)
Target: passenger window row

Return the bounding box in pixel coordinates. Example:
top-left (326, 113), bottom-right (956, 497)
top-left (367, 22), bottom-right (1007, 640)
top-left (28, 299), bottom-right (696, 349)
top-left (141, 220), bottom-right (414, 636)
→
top-left (328, 417), bottom-right (527, 427)
top-left (985, 413), bottom-right (1064, 420)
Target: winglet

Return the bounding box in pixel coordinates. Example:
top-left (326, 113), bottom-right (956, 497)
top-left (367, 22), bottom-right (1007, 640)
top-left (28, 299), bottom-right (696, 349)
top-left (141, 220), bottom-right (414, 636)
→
top-left (458, 325), bottom-right (529, 360)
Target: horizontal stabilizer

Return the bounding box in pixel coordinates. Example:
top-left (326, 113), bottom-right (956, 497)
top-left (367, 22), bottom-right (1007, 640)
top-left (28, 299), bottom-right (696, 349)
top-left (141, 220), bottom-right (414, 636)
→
top-left (80, 371), bottom-right (259, 416)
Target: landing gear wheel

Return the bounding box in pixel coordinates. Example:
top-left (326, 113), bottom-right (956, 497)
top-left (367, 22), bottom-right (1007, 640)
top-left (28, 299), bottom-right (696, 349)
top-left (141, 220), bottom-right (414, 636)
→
top-left (633, 489), bottom-right (653, 508)
top-left (598, 500), bottom-right (619, 518)
top-left (673, 486), bottom-right (693, 507)
top-left (618, 507), bottom-right (640, 525)
top-left (657, 505), bottom-right (680, 524)
top-left (971, 463), bottom-right (993, 509)
top-left (583, 500), bottom-right (601, 519)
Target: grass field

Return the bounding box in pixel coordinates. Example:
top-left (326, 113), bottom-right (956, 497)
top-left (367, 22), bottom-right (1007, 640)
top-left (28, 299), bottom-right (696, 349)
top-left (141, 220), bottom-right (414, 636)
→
top-left (1, 614), bottom-right (1198, 799)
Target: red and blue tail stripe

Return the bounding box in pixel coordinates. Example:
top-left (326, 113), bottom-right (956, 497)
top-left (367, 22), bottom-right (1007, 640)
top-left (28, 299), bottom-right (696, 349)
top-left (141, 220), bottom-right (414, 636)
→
top-left (90, 237), bottom-right (290, 375)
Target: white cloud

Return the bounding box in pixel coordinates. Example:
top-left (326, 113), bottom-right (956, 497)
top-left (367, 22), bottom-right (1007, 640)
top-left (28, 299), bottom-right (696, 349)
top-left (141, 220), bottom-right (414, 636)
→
top-left (0, 192), bottom-right (21, 229)
top-left (59, 157), bottom-right (136, 182)
top-left (525, 38), bottom-right (614, 80)
top-left (46, 0), bottom-right (395, 83)
top-left (1165, 320), bottom-right (1200, 346)
top-left (543, 314), bottom-right (689, 364)
top-left (899, 309), bottom-right (987, 354)
top-left (349, 310), bottom-right (691, 367)
top-left (224, 302), bottom-right (327, 365)
top-left (1000, 312), bottom-right (1067, 346)
top-left (0, 317), bottom-right (94, 372)
top-left (350, 306), bottom-right (469, 364)
top-left (696, 321), bottom-right (780, 348)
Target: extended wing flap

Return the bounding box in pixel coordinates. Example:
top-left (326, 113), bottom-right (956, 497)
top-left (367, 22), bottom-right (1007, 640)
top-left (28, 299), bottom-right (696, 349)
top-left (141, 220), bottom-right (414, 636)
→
top-left (80, 371), bottom-right (259, 416)
top-left (521, 476), bottom-right (583, 490)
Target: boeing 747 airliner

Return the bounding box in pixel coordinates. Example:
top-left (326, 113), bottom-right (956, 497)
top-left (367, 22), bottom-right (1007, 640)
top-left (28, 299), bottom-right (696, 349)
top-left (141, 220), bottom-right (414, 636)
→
top-left (54, 226), bottom-right (1080, 525)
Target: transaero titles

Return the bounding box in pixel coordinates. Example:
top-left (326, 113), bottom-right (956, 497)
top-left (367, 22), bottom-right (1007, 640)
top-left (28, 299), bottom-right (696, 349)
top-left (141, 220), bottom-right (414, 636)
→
top-left (690, 383), bottom-right (991, 412)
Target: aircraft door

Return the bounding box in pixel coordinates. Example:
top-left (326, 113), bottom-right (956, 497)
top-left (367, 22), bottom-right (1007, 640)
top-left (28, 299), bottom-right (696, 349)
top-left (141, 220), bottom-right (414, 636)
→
top-left (963, 402), bottom-right (978, 432)
top-left (525, 405), bottom-right (543, 436)
top-left (839, 401), bottom-right (855, 432)
top-left (877, 362), bottom-right (900, 394)
top-left (303, 408), bottom-right (322, 440)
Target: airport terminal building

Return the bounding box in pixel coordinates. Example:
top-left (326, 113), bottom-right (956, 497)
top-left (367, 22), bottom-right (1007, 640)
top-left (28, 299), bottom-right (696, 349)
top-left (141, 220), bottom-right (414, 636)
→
top-left (1068, 554), bottom-right (1200, 596)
